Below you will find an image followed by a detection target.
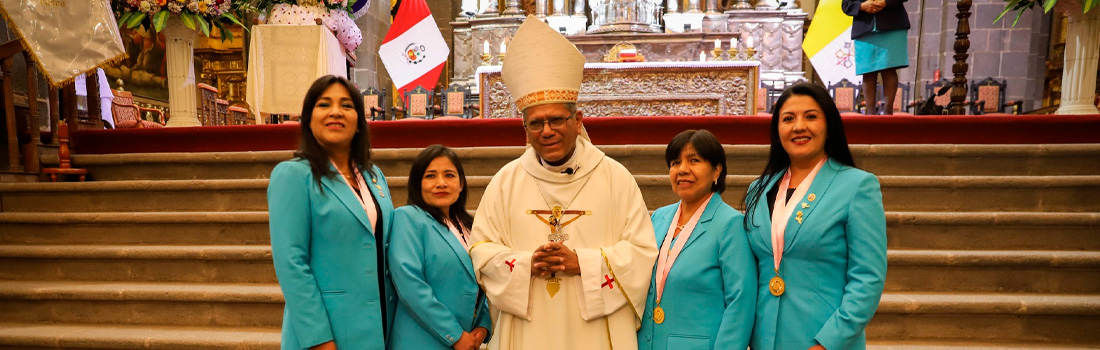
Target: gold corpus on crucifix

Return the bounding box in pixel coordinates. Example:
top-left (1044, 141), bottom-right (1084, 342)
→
top-left (527, 205), bottom-right (591, 298)
top-left (527, 205), bottom-right (592, 243)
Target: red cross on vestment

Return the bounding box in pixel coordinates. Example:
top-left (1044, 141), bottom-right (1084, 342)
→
top-left (602, 275), bottom-right (615, 289)
top-left (505, 259), bottom-right (516, 272)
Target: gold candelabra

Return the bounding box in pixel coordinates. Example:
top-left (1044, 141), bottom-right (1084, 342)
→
top-left (727, 48), bottom-right (740, 61)
top-left (711, 47), bottom-right (724, 61)
top-left (481, 53), bottom-right (492, 66)
top-left (498, 52), bottom-right (506, 65)
top-left (745, 47), bottom-right (758, 61)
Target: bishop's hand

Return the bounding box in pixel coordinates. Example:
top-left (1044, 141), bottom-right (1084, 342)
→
top-left (537, 242), bottom-right (581, 276)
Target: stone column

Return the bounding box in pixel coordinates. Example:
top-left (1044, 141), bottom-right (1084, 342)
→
top-left (163, 16), bottom-right (201, 127)
top-left (687, 0), bottom-right (702, 13)
top-left (705, 0), bottom-right (720, 14)
top-left (573, 0), bottom-right (585, 17)
top-left (502, 0), bottom-right (524, 15)
top-left (1056, 8), bottom-right (1100, 114)
top-left (667, 0), bottom-right (679, 13)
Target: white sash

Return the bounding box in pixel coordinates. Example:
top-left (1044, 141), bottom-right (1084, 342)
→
top-left (769, 157), bottom-right (827, 274)
top-left (655, 194), bottom-right (712, 301)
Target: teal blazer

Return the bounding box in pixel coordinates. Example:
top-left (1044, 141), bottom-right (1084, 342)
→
top-left (637, 192), bottom-right (757, 350)
top-left (268, 159), bottom-right (397, 350)
top-left (745, 159), bottom-right (887, 350)
top-left (388, 205), bottom-right (492, 349)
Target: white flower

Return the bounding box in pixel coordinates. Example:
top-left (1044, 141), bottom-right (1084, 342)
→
top-left (167, 2), bottom-right (183, 12)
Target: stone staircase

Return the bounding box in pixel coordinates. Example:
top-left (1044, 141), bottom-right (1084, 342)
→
top-left (0, 144), bottom-right (1097, 349)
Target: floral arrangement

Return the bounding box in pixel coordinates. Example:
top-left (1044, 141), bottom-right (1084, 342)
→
top-left (113, 0), bottom-right (249, 41)
top-left (253, 0), bottom-right (359, 14)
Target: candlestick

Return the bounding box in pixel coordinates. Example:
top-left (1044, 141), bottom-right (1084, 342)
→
top-left (745, 47), bottom-right (758, 61)
top-left (481, 52), bottom-right (492, 66)
top-left (483, 40), bottom-right (490, 54)
top-left (699, 52), bottom-right (706, 61)
top-left (713, 38), bottom-right (720, 50)
top-left (730, 38), bottom-right (737, 50)
top-left (727, 48), bottom-right (740, 61)
top-left (498, 52), bottom-right (506, 64)
top-left (745, 36), bottom-right (754, 49)
top-left (500, 42), bottom-right (507, 54)
top-left (711, 47), bottom-right (723, 61)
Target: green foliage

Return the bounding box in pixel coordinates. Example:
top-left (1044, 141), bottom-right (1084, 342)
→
top-left (997, 0), bottom-right (1098, 26)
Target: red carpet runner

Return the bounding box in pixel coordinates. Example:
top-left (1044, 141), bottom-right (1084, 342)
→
top-left (71, 115), bottom-right (1100, 154)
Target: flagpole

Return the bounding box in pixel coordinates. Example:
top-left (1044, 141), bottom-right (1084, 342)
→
top-left (911, 0), bottom-right (927, 101)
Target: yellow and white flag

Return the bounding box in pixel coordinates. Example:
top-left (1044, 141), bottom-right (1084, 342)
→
top-left (0, 0), bottom-right (126, 87)
top-left (803, 0), bottom-right (860, 86)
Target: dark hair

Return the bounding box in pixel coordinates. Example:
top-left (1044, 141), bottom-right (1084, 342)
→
top-left (742, 83), bottom-right (856, 230)
top-left (665, 129), bottom-right (727, 194)
top-left (294, 75), bottom-right (373, 189)
top-left (407, 144), bottom-right (475, 231)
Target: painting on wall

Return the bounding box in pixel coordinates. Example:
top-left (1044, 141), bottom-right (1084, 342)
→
top-left (102, 27), bottom-right (169, 102)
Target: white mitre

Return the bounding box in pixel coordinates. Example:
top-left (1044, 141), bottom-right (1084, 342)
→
top-left (502, 16), bottom-right (586, 112)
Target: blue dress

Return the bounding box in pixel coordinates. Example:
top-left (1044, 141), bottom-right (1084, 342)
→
top-left (637, 192), bottom-right (756, 350)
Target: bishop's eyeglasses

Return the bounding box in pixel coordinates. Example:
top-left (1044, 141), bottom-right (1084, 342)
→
top-left (524, 115), bottom-right (575, 132)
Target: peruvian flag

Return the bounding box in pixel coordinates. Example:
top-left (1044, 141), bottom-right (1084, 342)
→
top-left (378, 0), bottom-right (449, 101)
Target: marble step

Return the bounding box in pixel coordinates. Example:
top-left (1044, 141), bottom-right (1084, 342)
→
top-left (0, 281), bottom-right (283, 328)
top-left (1, 244), bottom-right (1097, 294)
top-left (45, 144), bottom-right (1100, 180)
top-left (2, 211), bottom-right (1096, 251)
top-left (2, 175), bottom-right (1098, 212)
top-left (0, 322), bottom-right (279, 350)
top-left (869, 293), bottom-right (1100, 345)
top-left (0, 245), bottom-right (275, 283)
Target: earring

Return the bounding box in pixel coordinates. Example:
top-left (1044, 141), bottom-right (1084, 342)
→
top-left (714, 178), bottom-right (718, 185)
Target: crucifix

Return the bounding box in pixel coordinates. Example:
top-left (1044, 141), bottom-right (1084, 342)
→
top-left (527, 205), bottom-right (591, 297)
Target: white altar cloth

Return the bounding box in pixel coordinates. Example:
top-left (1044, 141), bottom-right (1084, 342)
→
top-left (246, 25), bottom-right (347, 123)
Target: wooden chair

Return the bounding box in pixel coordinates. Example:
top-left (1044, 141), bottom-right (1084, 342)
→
top-left (362, 87), bottom-right (388, 120)
top-left (228, 106), bottom-right (249, 125)
top-left (923, 79), bottom-right (953, 113)
top-left (197, 83), bottom-right (219, 126)
top-left (969, 77), bottom-right (1021, 114)
top-left (41, 122), bottom-right (87, 182)
top-left (394, 86), bottom-right (433, 119)
top-left (215, 99), bottom-right (229, 126)
top-left (438, 83), bottom-right (472, 119)
top-left (110, 89), bottom-right (164, 129)
top-left (828, 79), bottom-right (859, 114)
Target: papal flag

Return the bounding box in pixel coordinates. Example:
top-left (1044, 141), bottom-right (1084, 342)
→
top-left (803, 0), bottom-right (860, 86)
top-left (0, 0), bottom-right (126, 86)
top-left (378, 0), bottom-right (449, 100)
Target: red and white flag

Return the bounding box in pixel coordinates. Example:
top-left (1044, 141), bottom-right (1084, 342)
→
top-left (379, 0), bottom-right (449, 99)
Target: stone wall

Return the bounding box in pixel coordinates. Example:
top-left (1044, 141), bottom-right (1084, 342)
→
top-left (905, 0), bottom-right (1051, 111)
top-left (352, 0), bottom-right (396, 91)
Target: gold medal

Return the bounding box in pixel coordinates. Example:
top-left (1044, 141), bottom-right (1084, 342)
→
top-left (653, 305), bottom-right (665, 324)
top-left (769, 276), bottom-right (785, 296)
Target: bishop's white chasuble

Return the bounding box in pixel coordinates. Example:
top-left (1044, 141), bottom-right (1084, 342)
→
top-left (469, 138), bottom-right (658, 350)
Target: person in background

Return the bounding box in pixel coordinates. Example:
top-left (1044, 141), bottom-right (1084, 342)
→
top-left (843, 0), bottom-right (910, 115)
top-left (268, 75), bottom-right (396, 350)
top-left (389, 144), bottom-right (492, 350)
top-left (743, 83), bottom-right (887, 350)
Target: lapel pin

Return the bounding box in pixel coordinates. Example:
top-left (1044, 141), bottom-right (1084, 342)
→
top-left (795, 211), bottom-right (803, 224)
top-left (801, 202), bottom-right (809, 209)
top-left (808, 193), bottom-right (816, 202)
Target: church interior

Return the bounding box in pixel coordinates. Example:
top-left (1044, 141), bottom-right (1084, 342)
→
top-left (0, 0), bottom-right (1098, 348)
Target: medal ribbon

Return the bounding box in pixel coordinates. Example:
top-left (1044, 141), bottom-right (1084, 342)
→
top-left (332, 160), bottom-right (378, 229)
top-left (769, 157), bottom-right (827, 275)
top-left (655, 194), bottom-right (712, 301)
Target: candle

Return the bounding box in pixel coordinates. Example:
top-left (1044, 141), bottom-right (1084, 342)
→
top-left (483, 40), bottom-right (490, 54)
top-left (746, 36), bottom-right (754, 49)
top-left (730, 38), bottom-right (738, 48)
top-left (700, 52), bottom-right (706, 61)
top-left (714, 38), bottom-right (721, 50)
top-left (500, 42), bottom-right (507, 54)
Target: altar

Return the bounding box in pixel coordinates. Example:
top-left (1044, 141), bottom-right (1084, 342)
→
top-left (477, 61), bottom-right (759, 118)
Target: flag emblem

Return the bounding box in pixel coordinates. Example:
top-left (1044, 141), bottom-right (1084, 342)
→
top-left (405, 43), bottom-right (427, 64)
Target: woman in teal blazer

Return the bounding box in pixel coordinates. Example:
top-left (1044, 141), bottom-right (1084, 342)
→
top-left (742, 83), bottom-right (887, 350)
top-left (637, 130), bottom-right (756, 350)
top-left (269, 76), bottom-right (396, 350)
top-left (388, 145), bottom-right (491, 350)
